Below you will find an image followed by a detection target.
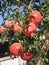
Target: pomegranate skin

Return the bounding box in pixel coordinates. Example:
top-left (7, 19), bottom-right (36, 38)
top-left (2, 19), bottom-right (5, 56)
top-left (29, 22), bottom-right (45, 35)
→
top-left (10, 43), bottom-right (23, 56)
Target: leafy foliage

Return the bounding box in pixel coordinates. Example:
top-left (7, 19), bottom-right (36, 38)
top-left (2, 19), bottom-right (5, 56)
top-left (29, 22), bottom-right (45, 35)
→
top-left (0, 0), bottom-right (49, 65)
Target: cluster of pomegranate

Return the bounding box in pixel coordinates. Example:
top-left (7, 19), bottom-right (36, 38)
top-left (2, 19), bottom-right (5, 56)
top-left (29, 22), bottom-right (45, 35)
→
top-left (9, 11), bottom-right (43, 61)
top-left (0, 10), bottom-right (43, 61)
top-left (22, 10), bottom-right (43, 37)
top-left (9, 43), bottom-right (33, 61)
top-left (0, 10), bottom-right (43, 37)
top-left (0, 20), bottom-right (21, 34)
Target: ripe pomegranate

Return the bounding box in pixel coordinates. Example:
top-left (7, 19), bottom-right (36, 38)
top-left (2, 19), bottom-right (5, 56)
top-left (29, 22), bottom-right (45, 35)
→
top-left (29, 10), bottom-right (43, 25)
top-left (22, 22), bottom-right (36, 37)
top-left (0, 26), bottom-right (5, 34)
top-left (9, 43), bottom-right (23, 56)
top-left (13, 22), bottom-right (21, 32)
top-left (10, 22), bottom-right (21, 32)
top-left (21, 50), bottom-right (33, 61)
top-left (28, 22), bottom-right (36, 33)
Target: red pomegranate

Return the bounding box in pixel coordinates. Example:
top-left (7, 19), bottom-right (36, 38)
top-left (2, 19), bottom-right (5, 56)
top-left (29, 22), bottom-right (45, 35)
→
top-left (21, 50), bottom-right (33, 61)
top-left (10, 22), bottom-right (21, 32)
top-left (29, 10), bottom-right (43, 25)
top-left (13, 22), bottom-right (21, 32)
top-left (22, 22), bottom-right (36, 37)
top-left (9, 43), bottom-right (24, 56)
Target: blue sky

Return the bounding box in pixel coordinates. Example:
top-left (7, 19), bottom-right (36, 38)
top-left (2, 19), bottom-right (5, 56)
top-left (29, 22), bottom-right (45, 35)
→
top-left (0, 15), bottom-right (3, 25)
top-left (0, 0), bottom-right (45, 25)
top-left (0, 6), bottom-right (24, 25)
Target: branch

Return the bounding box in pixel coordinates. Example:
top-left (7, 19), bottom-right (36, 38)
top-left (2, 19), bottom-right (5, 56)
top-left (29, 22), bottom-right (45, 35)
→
top-left (20, 1), bottom-right (28, 8)
top-left (28, 0), bottom-right (33, 8)
top-left (20, 1), bottom-right (33, 10)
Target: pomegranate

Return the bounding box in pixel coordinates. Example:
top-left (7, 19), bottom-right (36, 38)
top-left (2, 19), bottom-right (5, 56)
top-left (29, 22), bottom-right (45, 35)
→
top-left (21, 50), bottom-right (33, 61)
top-left (22, 22), bottom-right (36, 37)
top-left (29, 10), bottom-right (43, 25)
top-left (10, 43), bottom-right (24, 56)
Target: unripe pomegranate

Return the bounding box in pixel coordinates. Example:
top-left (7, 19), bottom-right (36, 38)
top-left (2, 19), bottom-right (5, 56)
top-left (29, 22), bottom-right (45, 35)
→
top-left (4, 20), bottom-right (12, 28)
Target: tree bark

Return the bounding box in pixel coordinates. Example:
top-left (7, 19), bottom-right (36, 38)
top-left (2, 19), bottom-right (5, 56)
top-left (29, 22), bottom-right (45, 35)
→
top-left (37, 32), bottom-right (49, 65)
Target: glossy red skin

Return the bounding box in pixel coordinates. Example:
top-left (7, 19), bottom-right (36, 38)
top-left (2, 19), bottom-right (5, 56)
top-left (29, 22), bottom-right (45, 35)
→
top-left (10, 43), bottom-right (23, 56)
top-left (21, 51), bottom-right (33, 61)
top-left (0, 26), bottom-right (5, 34)
top-left (28, 22), bottom-right (36, 33)
top-left (22, 22), bottom-right (36, 37)
top-left (29, 10), bottom-right (43, 25)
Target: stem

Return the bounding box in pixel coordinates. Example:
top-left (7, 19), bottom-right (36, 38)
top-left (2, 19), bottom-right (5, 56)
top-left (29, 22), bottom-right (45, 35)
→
top-left (28, 0), bottom-right (33, 8)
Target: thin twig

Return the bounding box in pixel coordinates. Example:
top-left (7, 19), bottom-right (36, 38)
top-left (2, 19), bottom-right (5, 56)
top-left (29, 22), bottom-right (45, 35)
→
top-left (28, 0), bottom-right (33, 8)
top-left (20, 1), bottom-right (28, 8)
